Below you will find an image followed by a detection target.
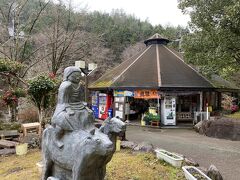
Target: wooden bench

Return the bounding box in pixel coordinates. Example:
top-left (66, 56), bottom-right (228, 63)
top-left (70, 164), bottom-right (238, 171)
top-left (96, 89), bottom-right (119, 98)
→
top-left (21, 122), bottom-right (41, 137)
top-left (176, 112), bottom-right (193, 122)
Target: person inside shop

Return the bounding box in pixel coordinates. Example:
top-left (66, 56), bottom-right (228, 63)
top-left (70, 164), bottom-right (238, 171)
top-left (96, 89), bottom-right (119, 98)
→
top-left (135, 99), bottom-right (149, 120)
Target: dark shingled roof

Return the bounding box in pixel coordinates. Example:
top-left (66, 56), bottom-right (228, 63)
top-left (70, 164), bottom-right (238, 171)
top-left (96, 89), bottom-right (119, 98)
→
top-left (89, 34), bottom-right (238, 91)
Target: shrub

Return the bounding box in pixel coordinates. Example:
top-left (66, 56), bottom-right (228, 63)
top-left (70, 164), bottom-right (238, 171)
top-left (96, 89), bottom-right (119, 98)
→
top-left (0, 59), bottom-right (24, 73)
top-left (1, 88), bottom-right (26, 106)
top-left (0, 122), bottom-right (21, 131)
top-left (28, 74), bottom-right (58, 109)
top-left (143, 113), bottom-right (160, 122)
top-left (28, 74), bottom-right (59, 123)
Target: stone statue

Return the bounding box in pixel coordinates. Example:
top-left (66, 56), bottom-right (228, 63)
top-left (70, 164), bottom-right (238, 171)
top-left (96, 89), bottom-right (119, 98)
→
top-left (42, 66), bottom-right (126, 180)
top-left (51, 66), bottom-right (95, 148)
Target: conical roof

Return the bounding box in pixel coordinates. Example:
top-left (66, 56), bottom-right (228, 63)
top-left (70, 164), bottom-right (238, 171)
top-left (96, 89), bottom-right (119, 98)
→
top-left (144, 33), bottom-right (170, 45)
top-left (89, 34), bottom-right (214, 90)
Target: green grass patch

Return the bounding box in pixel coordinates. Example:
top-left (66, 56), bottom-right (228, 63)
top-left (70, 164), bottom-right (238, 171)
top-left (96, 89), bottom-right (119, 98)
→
top-left (0, 149), bottom-right (185, 180)
top-left (226, 111), bottom-right (240, 119)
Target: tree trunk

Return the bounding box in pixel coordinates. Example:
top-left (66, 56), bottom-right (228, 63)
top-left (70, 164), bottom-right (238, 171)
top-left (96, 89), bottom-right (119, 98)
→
top-left (38, 107), bottom-right (45, 124)
top-left (10, 104), bottom-right (17, 122)
top-left (8, 106), bottom-right (11, 117)
top-left (40, 107), bottom-right (47, 129)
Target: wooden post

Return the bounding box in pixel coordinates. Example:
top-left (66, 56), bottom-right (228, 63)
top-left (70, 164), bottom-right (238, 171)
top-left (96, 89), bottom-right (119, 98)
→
top-left (199, 92), bottom-right (203, 111)
top-left (85, 75), bottom-right (88, 103)
top-left (206, 102), bottom-right (209, 120)
top-left (218, 92), bottom-right (222, 110)
top-left (157, 96), bottom-right (160, 115)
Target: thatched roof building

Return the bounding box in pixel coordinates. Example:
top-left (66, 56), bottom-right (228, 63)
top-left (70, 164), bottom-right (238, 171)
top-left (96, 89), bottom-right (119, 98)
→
top-left (90, 34), bottom-right (217, 90)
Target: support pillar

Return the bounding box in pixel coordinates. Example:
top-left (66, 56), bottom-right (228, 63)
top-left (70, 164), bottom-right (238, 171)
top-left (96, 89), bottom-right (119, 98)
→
top-left (199, 92), bottom-right (203, 112)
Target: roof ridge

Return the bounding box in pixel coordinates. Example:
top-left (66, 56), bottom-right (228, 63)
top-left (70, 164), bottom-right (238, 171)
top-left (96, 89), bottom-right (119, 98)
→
top-left (156, 45), bottom-right (161, 86)
top-left (162, 45), bottom-right (214, 87)
top-left (112, 45), bottom-right (152, 84)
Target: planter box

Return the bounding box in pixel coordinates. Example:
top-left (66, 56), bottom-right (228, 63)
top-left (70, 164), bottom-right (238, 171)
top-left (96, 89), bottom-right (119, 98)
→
top-left (155, 148), bottom-right (183, 167)
top-left (182, 166), bottom-right (212, 180)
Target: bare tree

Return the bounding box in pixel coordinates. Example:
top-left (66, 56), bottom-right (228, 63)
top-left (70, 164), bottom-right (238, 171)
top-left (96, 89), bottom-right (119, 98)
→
top-left (45, 1), bottom-right (89, 75)
top-left (36, 1), bottom-right (108, 76)
top-left (0, 0), bottom-right (49, 121)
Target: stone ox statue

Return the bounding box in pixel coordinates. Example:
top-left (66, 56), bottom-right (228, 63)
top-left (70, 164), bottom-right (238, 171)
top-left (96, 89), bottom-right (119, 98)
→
top-left (41, 66), bottom-right (126, 180)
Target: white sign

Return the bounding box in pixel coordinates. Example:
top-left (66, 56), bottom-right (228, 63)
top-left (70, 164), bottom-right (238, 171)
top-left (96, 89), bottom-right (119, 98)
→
top-left (88, 63), bottom-right (97, 70)
top-left (115, 111), bottom-right (123, 118)
top-left (124, 91), bottom-right (134, 97)
top-left (75, 61), bottom-right (85, 68)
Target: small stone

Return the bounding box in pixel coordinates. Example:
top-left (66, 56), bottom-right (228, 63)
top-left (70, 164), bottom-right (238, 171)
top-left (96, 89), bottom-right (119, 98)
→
top-left (184, 157), bottom-right (199, 166)
top-left (194, 121), bottom-right (202, 133)
top-left (133, 141), bottom-right (154, 152)
top-left (207, 164), bottom-right (223, 180)
top-left (121, 141), bottom-right (137, 149)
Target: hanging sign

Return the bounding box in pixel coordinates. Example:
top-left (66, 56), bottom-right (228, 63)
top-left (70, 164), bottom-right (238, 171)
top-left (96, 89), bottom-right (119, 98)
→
top-left (134, 90), bottom-right (160, 99)
top-left (124, 91), bottom-right (134, 97)
top-left (114, 90), bottom-right (124, 97)
top-left (114, 90), bottom-right (134, 97)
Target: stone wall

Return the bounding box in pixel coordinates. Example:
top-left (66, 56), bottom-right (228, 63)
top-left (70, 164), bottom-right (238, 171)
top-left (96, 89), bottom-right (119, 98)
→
top-left (198, 118), bottom-right (240, 141)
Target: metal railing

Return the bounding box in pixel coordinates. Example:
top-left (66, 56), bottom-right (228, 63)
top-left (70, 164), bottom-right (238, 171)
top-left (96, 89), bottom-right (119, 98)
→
top-left (193, 111), bottom-right (210, 124)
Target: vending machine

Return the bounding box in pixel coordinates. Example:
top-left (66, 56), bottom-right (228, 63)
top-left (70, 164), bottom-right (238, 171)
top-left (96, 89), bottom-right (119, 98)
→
top-left (91, 92), bottom-right (99, 118)
top-left (161, 96), bottom-right (176, 125)
top-left (98, 93), bottom-right (112, 120)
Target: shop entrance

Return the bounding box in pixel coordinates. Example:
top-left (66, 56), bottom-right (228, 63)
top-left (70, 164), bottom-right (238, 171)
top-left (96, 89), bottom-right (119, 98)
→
top-left (176, 95), bottom-right (199, 124)
top-left (125, 97), bottom-right (161, 126)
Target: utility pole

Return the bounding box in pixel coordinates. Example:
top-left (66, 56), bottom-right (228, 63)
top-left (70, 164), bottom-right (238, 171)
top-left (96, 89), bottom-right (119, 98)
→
top-left (75, 61), bottom-right (97, 103)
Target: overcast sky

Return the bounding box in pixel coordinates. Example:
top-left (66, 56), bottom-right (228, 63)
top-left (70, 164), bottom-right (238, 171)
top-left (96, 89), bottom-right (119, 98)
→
top-left (72, 0), bottom-right (190, 27)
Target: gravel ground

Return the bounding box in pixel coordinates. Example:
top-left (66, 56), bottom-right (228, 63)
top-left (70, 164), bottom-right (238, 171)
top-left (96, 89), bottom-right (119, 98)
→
top-left (126, 125), bottom-right (240, 180)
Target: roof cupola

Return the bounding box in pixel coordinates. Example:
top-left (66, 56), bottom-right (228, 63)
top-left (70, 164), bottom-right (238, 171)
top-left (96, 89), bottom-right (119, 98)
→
top-left (144, 33), bottom-right (170, 46)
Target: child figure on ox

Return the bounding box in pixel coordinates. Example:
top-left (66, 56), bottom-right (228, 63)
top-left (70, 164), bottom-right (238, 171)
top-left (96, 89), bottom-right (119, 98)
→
top-left (51, 66), bottom-right (95, 148)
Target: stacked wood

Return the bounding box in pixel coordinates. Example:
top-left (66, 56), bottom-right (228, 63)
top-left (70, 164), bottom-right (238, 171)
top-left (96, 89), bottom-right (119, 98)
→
top-left (0, 131), bottom-right (19, 155)
top-left (0, 139), bottom-right (19, 148)
top-left (0, 148), bottom-right (16, 155)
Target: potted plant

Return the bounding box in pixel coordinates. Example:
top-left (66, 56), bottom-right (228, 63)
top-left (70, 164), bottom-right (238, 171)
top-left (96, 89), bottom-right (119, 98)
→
top-left (143, 113), bottom-right (160, 125)
top-left (155, 148), bottom-right (183, 167)
top-left (182, 166), bottom-right (211, 180)
top-left (143, 113), bottom-right (151, 125)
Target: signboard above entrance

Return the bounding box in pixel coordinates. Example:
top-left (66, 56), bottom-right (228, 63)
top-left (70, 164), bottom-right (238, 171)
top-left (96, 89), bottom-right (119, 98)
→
top-left (114, 90), bottom-right (134, 97)
top-left (134, 90), bottom-right (160, 99)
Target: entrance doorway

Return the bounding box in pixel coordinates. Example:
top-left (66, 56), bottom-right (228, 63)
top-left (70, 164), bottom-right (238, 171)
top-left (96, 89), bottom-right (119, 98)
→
top-left (176, 95), bottom-right (198, 124)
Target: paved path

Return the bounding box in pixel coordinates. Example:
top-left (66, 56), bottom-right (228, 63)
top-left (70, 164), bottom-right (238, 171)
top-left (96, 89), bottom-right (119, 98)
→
top-left (126, 126), bottom-right (240, 180)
